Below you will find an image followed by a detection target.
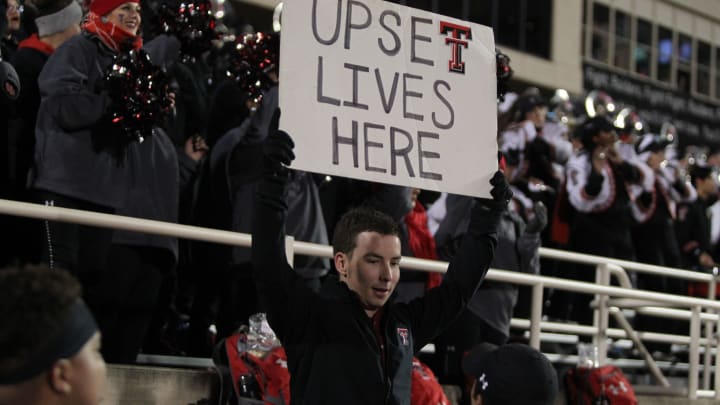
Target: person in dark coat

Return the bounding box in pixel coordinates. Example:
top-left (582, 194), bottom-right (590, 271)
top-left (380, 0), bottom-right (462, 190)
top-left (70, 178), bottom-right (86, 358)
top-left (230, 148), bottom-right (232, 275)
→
top-left (549, 116), bottom-right (643, 330)
top-left (1, 0), bottom-right (22, 61)
top-left (675, 164), bottom-right (718, 296)
top-left (0, 0), bottom-right (20, 267)
top-left (31, 0), bottom-right (177, 341)
top-left (251, 107), bottom-right (511, 404)
top-left (630, 135), bottom-right (695, 355)
top-left (11, 0), bottom-right (81, 195)
top-left (32, 0), bottom-right (149, 273)
top-left (6, 0), bottom-right (81, 264)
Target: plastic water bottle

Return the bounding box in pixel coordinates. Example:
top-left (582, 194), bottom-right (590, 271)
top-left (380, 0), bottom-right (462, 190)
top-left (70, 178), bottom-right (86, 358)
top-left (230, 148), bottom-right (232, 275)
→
top-left (577, 343), bottom-right (599, 368)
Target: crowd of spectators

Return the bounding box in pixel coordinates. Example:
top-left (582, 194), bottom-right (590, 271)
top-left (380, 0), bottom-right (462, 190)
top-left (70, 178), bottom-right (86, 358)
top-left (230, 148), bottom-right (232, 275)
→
top-left (1, 0), bottom-right (718, 395)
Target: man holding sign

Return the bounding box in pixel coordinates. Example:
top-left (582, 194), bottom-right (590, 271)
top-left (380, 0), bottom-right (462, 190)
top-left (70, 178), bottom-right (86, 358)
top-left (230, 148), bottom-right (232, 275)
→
top-left (251, 1), bottom-right (507, 403)
top-left (252, 111), bottom-right (509, 405)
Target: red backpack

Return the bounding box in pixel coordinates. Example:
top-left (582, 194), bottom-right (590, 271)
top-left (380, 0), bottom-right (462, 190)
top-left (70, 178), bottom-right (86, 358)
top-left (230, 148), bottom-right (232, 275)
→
top-left (411, 357), bottom-right (450, 405)
top-left (564, 365), bottom-right (638, 405)
top-left (213, 333), bottom-right (290, 405)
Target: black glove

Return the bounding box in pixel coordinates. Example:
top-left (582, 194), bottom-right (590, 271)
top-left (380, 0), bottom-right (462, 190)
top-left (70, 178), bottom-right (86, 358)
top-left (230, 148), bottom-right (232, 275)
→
top-left (488, 170), bottom-right (513, 207)
top-left (262, 108), bottom-right (294, 172)
top-left (257, 108), bottom-right (295, 210)
top-left (525, 202), bottom-right (548, 234)
top-left (468, 171), bottom-right (513, 236)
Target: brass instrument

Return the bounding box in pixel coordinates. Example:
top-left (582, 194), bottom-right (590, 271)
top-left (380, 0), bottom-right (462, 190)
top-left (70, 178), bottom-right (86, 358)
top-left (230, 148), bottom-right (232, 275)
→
top-left (613, 107), bottom-right (645, 135)
top-left (584, 89), bottom-right (616, 118)
top-left (548, 88), bottom-right (576, 127)
top-left (658, 122), bottom-right (677, 146)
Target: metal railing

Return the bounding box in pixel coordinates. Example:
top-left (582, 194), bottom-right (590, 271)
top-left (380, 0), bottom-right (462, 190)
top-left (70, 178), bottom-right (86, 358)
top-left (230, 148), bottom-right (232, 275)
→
top-left (0, 198), bottom-right (718, 399)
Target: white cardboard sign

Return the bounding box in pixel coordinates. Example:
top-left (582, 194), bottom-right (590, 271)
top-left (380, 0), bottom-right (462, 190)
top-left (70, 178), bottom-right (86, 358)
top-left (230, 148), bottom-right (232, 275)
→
top-left (279, 0), bottom-right (497, 198)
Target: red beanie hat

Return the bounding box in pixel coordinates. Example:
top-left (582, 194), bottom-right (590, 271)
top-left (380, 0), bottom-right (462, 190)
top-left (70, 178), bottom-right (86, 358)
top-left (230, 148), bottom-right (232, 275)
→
top-left (89, 0), bottom-right (139, 17)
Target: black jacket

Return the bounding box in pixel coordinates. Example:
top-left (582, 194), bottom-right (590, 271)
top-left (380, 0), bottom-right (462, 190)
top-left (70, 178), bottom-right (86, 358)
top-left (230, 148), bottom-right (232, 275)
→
top-left (10, 37), bottom-right (50, 193)
top-left (675, 196), bottom-right (713, 269)
top-left (252, 184), bottom-right (498, 404)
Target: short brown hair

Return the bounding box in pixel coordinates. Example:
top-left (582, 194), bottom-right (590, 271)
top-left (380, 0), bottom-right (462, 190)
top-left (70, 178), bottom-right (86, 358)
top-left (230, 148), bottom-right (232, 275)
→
top-left (332, 207), bottom-right (399, 257)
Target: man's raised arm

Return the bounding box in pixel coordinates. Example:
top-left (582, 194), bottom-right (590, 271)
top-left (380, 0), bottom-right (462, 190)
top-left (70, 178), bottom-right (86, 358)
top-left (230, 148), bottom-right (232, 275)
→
top-left (251, 108), bottom-right (296, 340)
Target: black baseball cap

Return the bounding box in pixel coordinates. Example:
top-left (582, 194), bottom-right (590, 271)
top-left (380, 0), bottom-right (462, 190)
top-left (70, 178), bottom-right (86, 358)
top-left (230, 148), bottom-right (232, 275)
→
top-left (462, 343), bottom-right (558, 405)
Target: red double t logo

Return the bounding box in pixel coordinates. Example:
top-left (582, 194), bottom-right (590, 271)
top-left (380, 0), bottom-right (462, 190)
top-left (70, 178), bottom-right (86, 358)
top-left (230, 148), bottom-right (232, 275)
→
top-left (440, 21), bottom-right (472, 74)
top-left (397, 328), bottom-right (409, 346)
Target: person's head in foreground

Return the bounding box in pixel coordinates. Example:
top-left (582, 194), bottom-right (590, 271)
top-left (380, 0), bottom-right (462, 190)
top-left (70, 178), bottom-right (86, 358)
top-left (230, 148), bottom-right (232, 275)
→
top-left (462, 342), bottom-right (558, 405)
top-left (332, 207), bottom-right (402, 318)
top-left (0, 264), bottom-right (106, 405)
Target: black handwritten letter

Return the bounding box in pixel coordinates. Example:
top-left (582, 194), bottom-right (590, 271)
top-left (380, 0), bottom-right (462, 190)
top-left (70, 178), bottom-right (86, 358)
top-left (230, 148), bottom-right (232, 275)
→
top-left (312, 0), bottom-right (342, 45)
top-left (345, 0), bottom-right (371, 50)
top-left (403, 73), bottom-right (423, 121)
top-left (332, 117), bottom-right (359, 167)
top-left (317, 56), bottom-right (341, 105)
top-left (411, 16), bottom-right (433, 66)
top-left (432, 80), bottom-right (454, 130)
top-left (390, 127), bottom-right (415, 177)
top-left (375, 68), bottom-right (399, 114)
top-left (343, 63), bottom-right (370, 110)
top-left (378, 10), bottom-right (401, 56)
top-left (418, 131), bottom-right (442, 180)
top-left (364, 122), bottom-right (387, 173)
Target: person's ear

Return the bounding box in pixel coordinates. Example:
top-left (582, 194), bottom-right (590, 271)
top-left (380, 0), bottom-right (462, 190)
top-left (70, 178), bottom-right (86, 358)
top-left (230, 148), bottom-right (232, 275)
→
top-left (48, 359), bottom-right (73, 395)
top-left (334, 252), bottom-right (348, 278)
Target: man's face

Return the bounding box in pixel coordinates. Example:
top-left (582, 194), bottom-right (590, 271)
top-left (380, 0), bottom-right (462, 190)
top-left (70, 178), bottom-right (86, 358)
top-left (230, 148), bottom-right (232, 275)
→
top-left (66, 332), bottom-right (107, 405)
top-left (334, 231), bottom-right (401, 317)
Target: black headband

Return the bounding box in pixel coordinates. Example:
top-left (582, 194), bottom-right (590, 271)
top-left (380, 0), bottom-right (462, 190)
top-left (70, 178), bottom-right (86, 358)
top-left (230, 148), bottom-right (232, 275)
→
top-left (0, 300), bottom-right (98, 384)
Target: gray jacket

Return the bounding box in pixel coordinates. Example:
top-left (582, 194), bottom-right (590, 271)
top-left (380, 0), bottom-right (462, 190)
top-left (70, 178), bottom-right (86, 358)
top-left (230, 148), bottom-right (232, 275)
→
top-left (33, 33), bottom-right (179, 209)
top-left (33, 33), bottom-right (126, 208)
top-left (112, 129), bottom-right (180, 260)
top-left (435, 194), bottom-right (541, 338)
